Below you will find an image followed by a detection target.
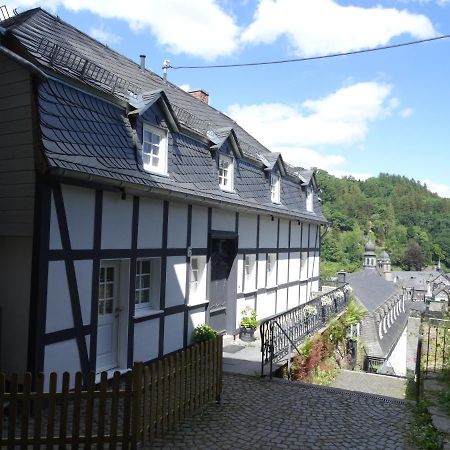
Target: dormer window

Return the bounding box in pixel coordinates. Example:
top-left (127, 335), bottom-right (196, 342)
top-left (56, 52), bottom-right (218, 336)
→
top-left (306, 186), bottom-right (314, 212)
top-left (218, 154), bottom-right (234, 191)
top-left (142, 124), bottom-right (168, 175)
top-left (271, 174), bottom-right (281, 203)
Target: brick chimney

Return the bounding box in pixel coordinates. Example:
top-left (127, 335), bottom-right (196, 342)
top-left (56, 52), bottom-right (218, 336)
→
top-left (189, 89), bottom-right (209, 104)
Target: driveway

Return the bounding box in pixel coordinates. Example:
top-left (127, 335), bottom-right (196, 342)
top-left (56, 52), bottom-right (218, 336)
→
top-left (150, 374), bottom-right (413, 449)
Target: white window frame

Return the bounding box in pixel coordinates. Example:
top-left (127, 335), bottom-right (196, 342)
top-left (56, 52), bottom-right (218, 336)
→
top-left (306, 186), bottom-right (314, 212)
top-left (189, 256), bottom-right (207, 304)
top-left (271, 174), bottom-right (281, 203)
top-left (142, 123), bottom-right (168, 175)
top-left (135, 258), bottom-right (161, 311)
top-left (218, 154), bottom-right (234, 192)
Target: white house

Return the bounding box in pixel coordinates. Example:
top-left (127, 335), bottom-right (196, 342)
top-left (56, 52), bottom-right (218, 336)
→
top-left (0, 8), bottom-right (327, 382)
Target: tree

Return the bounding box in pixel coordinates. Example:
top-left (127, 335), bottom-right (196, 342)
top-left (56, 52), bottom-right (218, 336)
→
top-left (403, 240), bottom-right (425, 270)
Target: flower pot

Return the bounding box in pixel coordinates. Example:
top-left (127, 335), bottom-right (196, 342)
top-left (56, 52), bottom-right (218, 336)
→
top-left (239, 327), bottom-right (256, 342)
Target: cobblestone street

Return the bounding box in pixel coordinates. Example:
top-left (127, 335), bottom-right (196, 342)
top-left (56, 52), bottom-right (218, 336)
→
top-left (150, 374), bottom-right (413, 450)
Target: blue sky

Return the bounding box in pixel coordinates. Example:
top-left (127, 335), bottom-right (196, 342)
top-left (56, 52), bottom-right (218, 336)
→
top-left (9, 0), bottom-right (450, 197)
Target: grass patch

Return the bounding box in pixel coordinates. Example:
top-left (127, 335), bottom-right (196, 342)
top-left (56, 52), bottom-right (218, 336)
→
top-left (408, 401), bottom-right (443, 450)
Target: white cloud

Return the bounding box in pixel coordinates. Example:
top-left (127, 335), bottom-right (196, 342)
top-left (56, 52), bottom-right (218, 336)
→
top-left (399, 107), bottom-right (414, 117)
top-left (330, 170), bottom-right (373, 181)
top-left (226, 81), bottom-right (394, 170)
top-left (241, 0), bottom-right (437, 56)
top-left (89, 24), bottom-right (121, 45)
top-left (179, 84), bottom-right (191, 92)
top-left (422, 179), bottom-right (450, 198)
top-left (10, 0), bottom-right (240, 60)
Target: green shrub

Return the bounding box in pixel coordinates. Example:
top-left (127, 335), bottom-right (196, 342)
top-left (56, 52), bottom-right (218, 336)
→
top-left (192, 324), bottom-right (218, 344)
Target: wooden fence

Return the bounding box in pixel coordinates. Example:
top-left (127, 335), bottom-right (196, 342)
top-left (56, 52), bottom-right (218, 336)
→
top-left (0, 335), bottom-right (223, 448)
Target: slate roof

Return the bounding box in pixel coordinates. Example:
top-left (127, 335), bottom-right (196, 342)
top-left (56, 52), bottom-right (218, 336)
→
top-left (347, 270), bottom-right (409, 359)
top-left (346, 270), bottom-right (400, 313)
top-left (393, 271), bottom-right (440, 291)
top-left (2, 8), bottom-right (327, 222)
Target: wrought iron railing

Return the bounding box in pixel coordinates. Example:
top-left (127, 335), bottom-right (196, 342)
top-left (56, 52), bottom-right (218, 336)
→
top-left (260, 284), bottom-right (350, 377)
top-left (423, 317), bottom-right (450, 374)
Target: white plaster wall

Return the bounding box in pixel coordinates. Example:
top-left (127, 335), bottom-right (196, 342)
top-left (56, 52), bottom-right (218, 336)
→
top-left (165, 256), bottom-right (186, 308)
top-left (101, 192), bottom-right (132, 249)
top-left (46, 261), bottom-right (73, 333)
top-left (74, 260), bottom-right (92, 325)
top-left (49, 193), bottom-right (62, 250)
top-left (301, 224), bottom-right (309, 248)
top-left (289, 253), bottom-right (300, 282)
top-left (237, 255), bottom-right (243, 293)
top-left (279, 220), bottom-right (289, 248)
top-left (288, 285), bottom-right (299, 309)
top-left (300, 284), bottom-right (307, 304)
top-left (238, 213), bottom-right (257, 248)
top-left (133, 319), bottom-right (159, 362)
top-left (313, 251), bottom-right (320, 277)
top-left (257, 291), bottom-right (276, 320)
top-left (187, 308), bottom-right (206, 344)
top-left (211, 208), bottom-right (235, 232)
top-left (259, 216), bottom-right (277, 248)
top-left (257, 254), bottom-right (266, 289)
top-left (387, 325), bottom-right (407, 376)
top-left (308, 253), bottom-right (316, 279)
top-left (276, 288), bottom-right (288, 313)
top-left (191, 205), bottom-right (208, 248)
top-left (44, 340), bottom-right (80, 389)
top-left (138, 197), bottom-right (163, 249)
top-left (167, 202), bottom-right (188, 248)
top-left (310, 224), bottom-right (319, 247)
top-left (300, 252), bottom-right (308, 280)
top-left (62, 185), bottom-right (95, 249)
top-left (311, 279), bottom-right (319, 293)
top-left (278, 253), bottom-right (289, 284)
top-left (164, 313), bottom-right (184, 354)
top-left (290, 222), bottom-right (301, 248)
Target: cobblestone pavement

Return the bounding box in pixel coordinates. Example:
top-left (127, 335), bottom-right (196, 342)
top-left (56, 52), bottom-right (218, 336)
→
top-left (150, 374), bottom-right (413, 450)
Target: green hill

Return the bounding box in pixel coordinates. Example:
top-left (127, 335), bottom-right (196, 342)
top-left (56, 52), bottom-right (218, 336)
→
top-left (315, 171), bottom-right (450, 278)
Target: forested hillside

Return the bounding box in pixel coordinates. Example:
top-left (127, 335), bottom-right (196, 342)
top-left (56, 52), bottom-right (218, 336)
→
top-left (316, 171), bottom-right (450, 278)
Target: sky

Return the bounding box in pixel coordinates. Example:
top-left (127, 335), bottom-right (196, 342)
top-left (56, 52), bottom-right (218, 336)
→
top-left (7, 0), bottom-right (450, 197)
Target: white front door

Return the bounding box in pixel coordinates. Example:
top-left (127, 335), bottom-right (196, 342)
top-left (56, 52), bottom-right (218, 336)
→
top-left (96, 261), bottom-right (120, 372)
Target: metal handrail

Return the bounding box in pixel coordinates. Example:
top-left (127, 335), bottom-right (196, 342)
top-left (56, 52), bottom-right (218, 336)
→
top-left (260, 283), bottom-right (350, 378)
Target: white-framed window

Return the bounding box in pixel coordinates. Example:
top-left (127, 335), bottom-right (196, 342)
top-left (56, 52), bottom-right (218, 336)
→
top-left (218, 154), bottom-right (234, 191)
top-left (271, 174), bottom-right (281, 203)
top-left (266, 253), bottom-right (277, 287)
top-left (306, 186), bottom-right (314, 212)
top-left (244, 254), bottom-right (256, 291)
top-left (135, 258), bottom-right (161, 310)
top-left (142, 123), bottom-right (168, 175)
top-left (189, 256), bottom-right (207, 304)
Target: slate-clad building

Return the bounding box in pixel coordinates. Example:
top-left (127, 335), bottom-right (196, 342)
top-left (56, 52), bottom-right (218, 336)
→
top-left (0, 8), bottom-right (326, 380)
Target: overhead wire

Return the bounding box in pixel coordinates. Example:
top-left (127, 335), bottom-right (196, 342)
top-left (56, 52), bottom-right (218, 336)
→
top-left (169, 34), bottom-right (450, 70)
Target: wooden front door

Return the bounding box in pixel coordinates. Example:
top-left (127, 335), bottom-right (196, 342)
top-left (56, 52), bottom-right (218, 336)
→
top-left (209, 236), bottom-right (237, 334)
top-left (96, 261), bottom-right (120, 372)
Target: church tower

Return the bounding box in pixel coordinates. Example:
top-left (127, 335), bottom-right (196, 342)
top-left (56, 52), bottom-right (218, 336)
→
top-left (363, 239), bottom-right (377, 270)
top-left (378, 250), bottom-right (392, 281)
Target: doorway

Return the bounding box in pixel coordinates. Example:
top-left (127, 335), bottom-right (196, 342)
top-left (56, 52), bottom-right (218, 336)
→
top-left (209, 235), bottom-right (238, 334)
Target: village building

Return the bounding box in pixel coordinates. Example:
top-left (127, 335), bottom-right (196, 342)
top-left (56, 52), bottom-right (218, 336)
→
top-left (344, 241), bottom-right (410, 375)
top-left (0, 8), bottom-right (327, 381)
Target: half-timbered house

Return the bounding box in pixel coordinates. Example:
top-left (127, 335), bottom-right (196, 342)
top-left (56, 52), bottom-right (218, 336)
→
top-left (0, 8), bottom-right (327, 381)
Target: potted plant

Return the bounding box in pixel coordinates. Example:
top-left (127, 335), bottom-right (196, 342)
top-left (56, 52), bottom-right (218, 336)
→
top-left (239, 306), bottom-right (258, 342)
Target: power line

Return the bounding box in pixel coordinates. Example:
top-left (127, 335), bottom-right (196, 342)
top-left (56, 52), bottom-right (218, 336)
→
top-left (169, 34), bottom-right (450, 70)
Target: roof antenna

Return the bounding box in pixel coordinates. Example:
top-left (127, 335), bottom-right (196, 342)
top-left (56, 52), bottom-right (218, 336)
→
top-left (162, 59), bottom-right (170, 82)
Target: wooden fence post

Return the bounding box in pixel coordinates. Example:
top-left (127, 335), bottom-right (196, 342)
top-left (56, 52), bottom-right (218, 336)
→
top-left (131, 362), bottom-right (144, 448)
